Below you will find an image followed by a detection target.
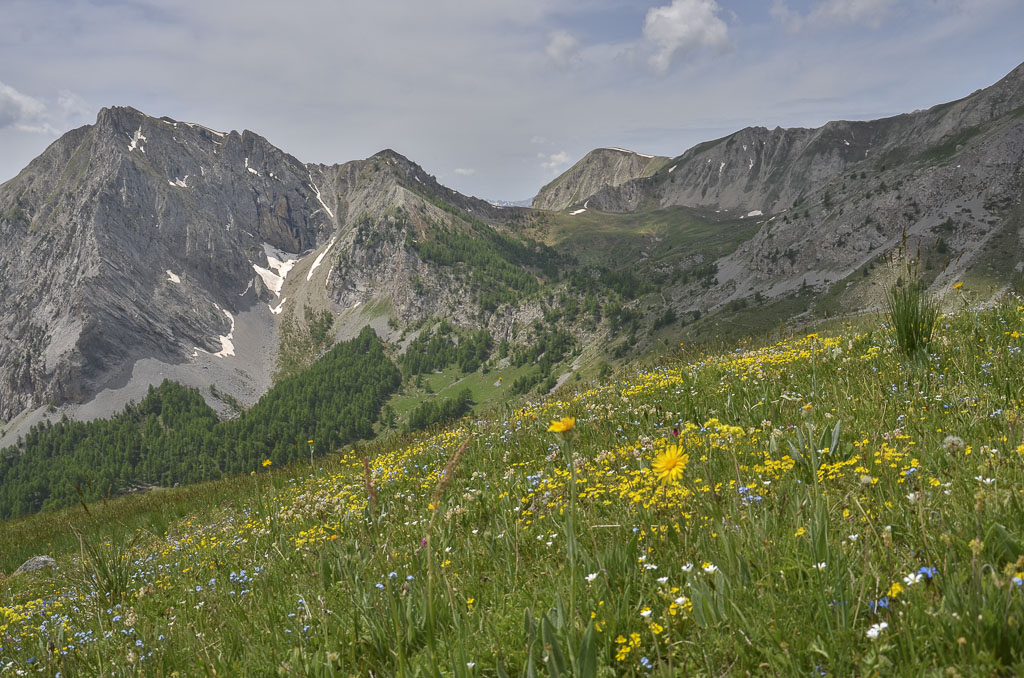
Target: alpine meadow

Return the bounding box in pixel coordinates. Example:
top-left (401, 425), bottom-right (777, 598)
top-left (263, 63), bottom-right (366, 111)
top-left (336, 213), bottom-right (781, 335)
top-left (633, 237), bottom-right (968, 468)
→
top-left (3, 3), bottom-right (1024, 676)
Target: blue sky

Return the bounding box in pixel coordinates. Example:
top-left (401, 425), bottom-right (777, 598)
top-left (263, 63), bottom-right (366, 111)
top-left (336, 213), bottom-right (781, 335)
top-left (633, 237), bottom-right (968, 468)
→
top-left (1, 0), bottom-right (1021, 201)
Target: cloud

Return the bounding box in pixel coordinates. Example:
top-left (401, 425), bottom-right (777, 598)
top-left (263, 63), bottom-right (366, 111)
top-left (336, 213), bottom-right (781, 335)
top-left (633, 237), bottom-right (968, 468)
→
top-left (545, 30), bottom-right (580, 69)
top-left (772, 0), bottom-right (898, 32)
top-left (530, 135), bottom-right (548, 145)
top-left (539, 151), bottom-right (571, 171)
top-left (643, 0), bottom-right (730, 73)
top-left (0, 81), bottom-right (52, 133)
top-left (454, 167), bottom-right (475, 175)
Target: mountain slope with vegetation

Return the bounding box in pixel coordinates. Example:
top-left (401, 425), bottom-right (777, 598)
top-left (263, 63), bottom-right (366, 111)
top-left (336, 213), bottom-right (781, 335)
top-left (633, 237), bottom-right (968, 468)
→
top-left (4, 290), bottom-right (1024, 675)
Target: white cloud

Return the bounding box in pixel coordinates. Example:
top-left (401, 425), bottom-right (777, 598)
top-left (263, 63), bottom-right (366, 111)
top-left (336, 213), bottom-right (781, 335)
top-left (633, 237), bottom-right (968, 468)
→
top-left (773, 0), bottom-right (898, 32)
top-left (539, 151), bottom-right (571, 171)
top-left (0, 82), bottom-right (52, 133)
top-left (545, 30), bottom-right (580, 69)
top-left (643, 0), bottom-right (730, 73)
top-left (530, 135), bottom-right (548, 145)
top-left (454, 167), bottom-right (475, 175)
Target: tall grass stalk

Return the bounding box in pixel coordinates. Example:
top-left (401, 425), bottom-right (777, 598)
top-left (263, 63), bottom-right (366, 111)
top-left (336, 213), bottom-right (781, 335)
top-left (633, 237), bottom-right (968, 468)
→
top-left (886, 278), bottom-right (939, 358)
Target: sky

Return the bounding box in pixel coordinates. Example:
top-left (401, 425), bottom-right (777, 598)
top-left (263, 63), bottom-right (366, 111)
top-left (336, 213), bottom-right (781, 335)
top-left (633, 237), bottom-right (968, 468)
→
top-left (1, 0), bottom-right (1022, 202)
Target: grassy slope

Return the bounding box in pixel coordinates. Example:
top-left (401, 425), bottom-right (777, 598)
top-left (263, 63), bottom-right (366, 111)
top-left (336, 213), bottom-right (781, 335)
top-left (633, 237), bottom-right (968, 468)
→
top-left (4, 298), bottom-right (1024, 675)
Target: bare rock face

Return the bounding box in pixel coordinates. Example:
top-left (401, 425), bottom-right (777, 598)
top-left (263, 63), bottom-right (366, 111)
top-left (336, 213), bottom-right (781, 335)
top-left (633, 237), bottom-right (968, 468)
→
top-left (583, 62), bottom-right (1024, 302)
top-left (531, 148), bottom-right (669, 211)
top-left (0, 109), bottom-right (536, 432)
top-left (0, 107), bottom-right (331, 421)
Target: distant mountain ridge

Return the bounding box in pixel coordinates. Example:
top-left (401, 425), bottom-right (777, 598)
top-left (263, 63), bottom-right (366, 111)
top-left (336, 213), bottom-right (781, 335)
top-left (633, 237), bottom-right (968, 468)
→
top-left (536, 61), bottom-right (1024, 305)
top-left (2, 60), bottom-right (1024, 450)
top-left (0, 106), bottom-right (545, 439)
top-left (531, 147), bottom-right (669, 211)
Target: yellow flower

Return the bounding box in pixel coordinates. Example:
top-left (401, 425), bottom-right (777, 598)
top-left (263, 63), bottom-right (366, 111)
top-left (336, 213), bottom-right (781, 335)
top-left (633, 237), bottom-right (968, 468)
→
top-left (953, 281), bottom-right (963, 290)
top-left (652, 444), bottom-right (688, 484)
top-left (794, 526), bottom-right (807, 537)
top-left (547, 417), bottom-right (576, 433)
top-left (650, 622), bottom-right (664, 634)
top-left (307, 439), bottom-right (314, 444)
top-left (887, 581), bottom-right (904, 598)
top-left (262, 459), bottom-right (272, 467)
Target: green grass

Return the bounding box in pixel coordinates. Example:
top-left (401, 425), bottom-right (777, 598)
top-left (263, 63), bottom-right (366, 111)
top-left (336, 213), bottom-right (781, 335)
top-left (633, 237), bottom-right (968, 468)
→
top-left (542, 206), bottom-right (758, 272)
top-left (386, 363), bottom-right (551, 423)
top-left (5, 298), bottom-right (1024, 675)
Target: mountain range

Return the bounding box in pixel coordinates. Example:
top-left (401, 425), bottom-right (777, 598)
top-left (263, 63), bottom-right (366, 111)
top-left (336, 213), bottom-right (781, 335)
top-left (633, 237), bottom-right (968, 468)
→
top-left (2, 61), bottom-right (1023, 449)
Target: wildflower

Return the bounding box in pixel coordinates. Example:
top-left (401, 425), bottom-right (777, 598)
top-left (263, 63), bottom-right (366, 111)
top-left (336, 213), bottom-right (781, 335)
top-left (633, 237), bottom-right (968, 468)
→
top-left (918, 566), bottom-right (937, 579)
top-left (866, 621), bottom-right (889, 639)
top-left (703, 562), bottom-right (718, 573)
top-left (794, 527), bottom-right (807, 537)
top-left (681, 563), bottom-right (694, 572)
top-left (886, 582), bottom-right (904, 598)
top-left (650, 622), bottom-right (664, 634)
top-left (262, 459), bottom-right (272, 468)
top-left (640, 607), bottom-right (652, 618)
top-left (814, 562), bottom-right (827, 570)
top-left (652, 444), bottom-right (688, 484)
top-left (585, 572), bottom-right (598, 583)
top-left (953, 281), bottom-right (963, 290)
top-left (547, 417), bottom-right (575, 433)
top-left (943, 435), bottom-right (965, 454)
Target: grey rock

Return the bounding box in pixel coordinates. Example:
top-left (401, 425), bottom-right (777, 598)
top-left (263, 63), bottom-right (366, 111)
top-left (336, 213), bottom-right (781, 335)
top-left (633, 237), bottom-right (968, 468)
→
top-left (13, 555), bottom-right (57, 575)
top-left (531, 147), bottom-right (668, 211)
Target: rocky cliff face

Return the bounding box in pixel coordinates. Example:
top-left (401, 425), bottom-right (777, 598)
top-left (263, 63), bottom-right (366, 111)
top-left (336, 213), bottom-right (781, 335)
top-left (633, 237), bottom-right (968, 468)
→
top-left (578, 63), bottom-right (1024, 304)
top-left (0, 107), bottom-right (536, 434)
top-left (531, 148), bottom-right (668, 211)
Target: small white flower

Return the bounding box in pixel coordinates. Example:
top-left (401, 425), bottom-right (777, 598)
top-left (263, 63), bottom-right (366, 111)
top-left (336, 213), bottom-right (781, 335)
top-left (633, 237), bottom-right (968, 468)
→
top-left (681, 563), bottom-right (694, 572)
top-left (643, 563), bottom-right (658, 570)
top-left (975, 475), bottom-right (995, 485)
top-left (904, 573), bottom-right (923, 586)
top-left (674, 596), bottom-right (687, 605)
top-left (866, 621), bottom-right (889, 639)
top-left (656, 576), bottom-right (668, 584)
top-left (467, 662), bottom-right (476, 669)
top-left (640, 608), bottom-right (652, 618)
top-left (848, 534), bottom-right (859, 542)
top-left (906, 492), bottom-right (920, 502)
top-left (585, 572), bottom-right (598, 583)
top-left (814, 562), bottom-right (826, 570)
top-left (703, 563), bottom-right (718, 574)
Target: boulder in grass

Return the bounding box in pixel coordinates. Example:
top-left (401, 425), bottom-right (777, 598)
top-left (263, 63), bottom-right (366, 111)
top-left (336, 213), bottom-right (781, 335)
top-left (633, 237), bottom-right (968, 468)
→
top-left (13, 555), bottom-right (57, 576)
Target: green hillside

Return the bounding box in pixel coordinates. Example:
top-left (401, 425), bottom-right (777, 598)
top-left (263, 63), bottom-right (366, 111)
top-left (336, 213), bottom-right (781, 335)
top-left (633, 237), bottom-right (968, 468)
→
top-left (4, 288), bottom-right (1024, 675)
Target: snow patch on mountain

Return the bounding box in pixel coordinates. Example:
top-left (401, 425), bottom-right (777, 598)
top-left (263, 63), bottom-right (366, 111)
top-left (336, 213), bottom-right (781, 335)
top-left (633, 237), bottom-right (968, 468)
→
top-left (252, 244), bottom-right (300, 296)
top-left (307, 237), bottom-right (337, 281)
top-left (308, 172), bottom-right (335, 219)
top-left (127, 127), bottom-right (146, 153)
top-left (166, 271), bottom-right (181, 284)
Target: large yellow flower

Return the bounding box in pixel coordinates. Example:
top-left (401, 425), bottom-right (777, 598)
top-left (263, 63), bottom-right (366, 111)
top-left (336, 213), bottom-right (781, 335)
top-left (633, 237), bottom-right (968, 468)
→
top-left (547, 417), bottom-right (576, 433)
top-left (652, 444), bottom-right (688, 484)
